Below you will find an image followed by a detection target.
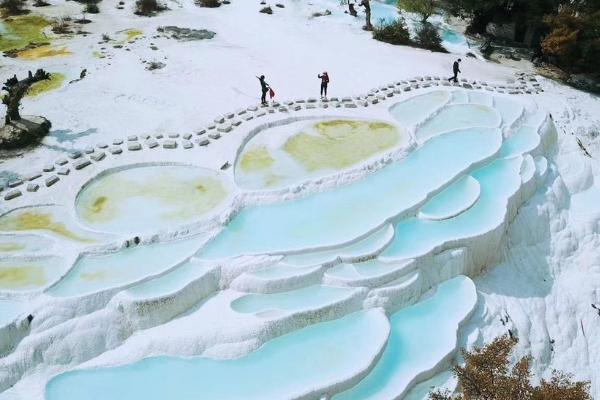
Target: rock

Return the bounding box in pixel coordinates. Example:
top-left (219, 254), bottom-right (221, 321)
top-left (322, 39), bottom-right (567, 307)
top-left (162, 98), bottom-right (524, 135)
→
top-left (163, 140), bottom-right (177, 149)
top-left (127, 142), bottom-right (142, 151)
top-left (45, 175), bottom-right (59, 187)
top-left (182, 140), bottom-right (193, 149)
top-left (8, 179), bottom-right (23, 188)
top-left (0, 116), bottom-right (51, 150)
top-left (567, 74), bottom-right (600, 94)
top-left (157, 26), bottom-right (216, 41)
top-left (260, 6), bottom-right (273, 14)
top-left (90, 152), bottom-right (106, 162)
top-left (146, 140), bottom-right (159, 148)
top-left (43, 164), bottom-right (54, 172)
top-left (183, 133), bottom-right (192, 140)
top-left (109, 146), bottom-right (123, 154)
top-left (197, 139), bottom-right (210, 146)
top-left (73, 159), bottom-right (91, 170)
top-left (57, 167), bottom-right (70, 176)
top-left (25, 172), bottom-right (42, 181)
top-left (27, 183), bottom-right (39, 192)
top-left (4, 189), bottom-right (22, 200)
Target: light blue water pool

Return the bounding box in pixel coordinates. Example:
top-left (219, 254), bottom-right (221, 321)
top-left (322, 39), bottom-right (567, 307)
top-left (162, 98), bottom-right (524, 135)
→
top-left (334, 276), bottom-right (477, 399)
top-left (48, 237), bottom-right (202, 297)
top-left (418, 176), bottom-right (480, 220)
top-left (45, 310), bottom-right (389, 400)
top-left (0, 234), bottom-right (54, 255)
top-left (381, 157), bottom-right (522, 261)
top-left (0, 299), bottom-right (24, 327)
top-left (125, 259), bottom-right (212, 300)
top-left (198, 127), bottom-right (501, 259)
top-left (231, 284), bottom-right (358, 314)
top-left (499, 125), bottom-right (540, 158)
top-left (416, 104), bottom-right (501, 144)
top-left (390, 91), bottom-right (450, 127)
top-left (281, 223), bottom-right (393, 267)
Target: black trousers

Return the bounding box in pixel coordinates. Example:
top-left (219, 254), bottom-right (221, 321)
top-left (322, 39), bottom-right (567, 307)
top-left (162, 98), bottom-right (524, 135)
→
top-left (261, 89), bottom-right (268, 104)
top-left (349, 3), bottom-right (357, 16)
top-left (448, 72), bottom-right (458, 82)
top-left (321, 82), bottom-right (328, 97)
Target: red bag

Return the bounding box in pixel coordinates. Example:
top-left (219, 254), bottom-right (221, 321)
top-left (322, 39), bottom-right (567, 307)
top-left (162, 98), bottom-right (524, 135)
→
top-left (269, 88), bottom-right (275, 99)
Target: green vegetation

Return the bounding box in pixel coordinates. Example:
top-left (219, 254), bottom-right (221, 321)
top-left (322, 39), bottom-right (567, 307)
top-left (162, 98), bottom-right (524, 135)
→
top-left (26, 72), bottom-right (65, 96)
top-left (446, 0), bottom-right (600, 74)
top-left (398, 0), bottom-right (436, 22)
top-left (373, 18), bottom-right (411, 46)
top-left (416, 23), bottom-right (446, 52)
top-left (430, 335), bottom-right (591, 400)
top-left (541, 8), bottom-right (600, 74)
top-left (284, 120), bottom-right (401, 171)
top-left (0, 15), bottom-right (51, 52)
top-left (373, 18), bottom-right (446, 53)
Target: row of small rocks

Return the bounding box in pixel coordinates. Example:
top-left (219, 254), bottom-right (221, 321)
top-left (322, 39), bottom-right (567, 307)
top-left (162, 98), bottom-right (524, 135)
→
top-left (1, 74), bottom-right (543, 202)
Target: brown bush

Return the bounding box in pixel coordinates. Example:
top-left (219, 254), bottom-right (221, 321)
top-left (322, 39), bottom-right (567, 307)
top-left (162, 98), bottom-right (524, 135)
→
top-left (430, 335), bottom-right (591, 400)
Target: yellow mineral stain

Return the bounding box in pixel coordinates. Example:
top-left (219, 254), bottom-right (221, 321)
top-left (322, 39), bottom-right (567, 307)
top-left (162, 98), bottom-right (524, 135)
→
top-left (0, 15), bottom-right (51, 52)
top-left (26, 72), bottom-right (65, 97)
top-left (0, 211), bottom-right (90, 242)
top-left (80, 271), bottom-right (107, 281)
top-left (125, 28), bottom-right (143, 41)
top-left (78, 171), bottom-right (229, 224)
top-left (239, 146), bottom-right (275, 172)
top-left (284, 120), bottom-right (401, 172)
top-left (0, 266), bottom-right (45, 288)
top-left (17, 45), bottom-right (71, 60)
top-left (0, 243), bottom-right (26, 252)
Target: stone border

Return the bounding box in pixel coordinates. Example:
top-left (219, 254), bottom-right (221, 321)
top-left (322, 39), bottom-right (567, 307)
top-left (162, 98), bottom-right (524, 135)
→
top-left (0, 73), bottom-right (543, 203)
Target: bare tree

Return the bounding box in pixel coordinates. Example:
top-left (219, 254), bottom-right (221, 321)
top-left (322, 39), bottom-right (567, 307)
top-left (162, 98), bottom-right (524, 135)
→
top-left (2, 69), bottom-right (50, 125)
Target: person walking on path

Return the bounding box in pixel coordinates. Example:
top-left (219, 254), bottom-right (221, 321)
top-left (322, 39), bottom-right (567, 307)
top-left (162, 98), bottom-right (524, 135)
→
top-left (318, 72), bottom-right (329, 98)
top-left (348, 0), bottom-right (357, 16)
top-left (448, 58), bottom-right (461, 83)
top-left (257, 75), bottom-right (270, 106)
top-left (360, 0), bottom-right (373, 31)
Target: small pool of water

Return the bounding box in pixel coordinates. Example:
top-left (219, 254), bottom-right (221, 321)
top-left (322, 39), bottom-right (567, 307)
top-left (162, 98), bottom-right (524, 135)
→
top-left (126, 259), bottom-right (212, 300)
top-left (0, 256), bottom-right (65, 292)
top-left (236, 119), bottom-right (406, 190)
top-left (48, 237), bottom-right (202, 297)
top-left (45, 310), bottom-right (389, 400)
top-left (416, 104), bottom-right (500, 144)
top-left (389, 91), bottom-right (450, 127)
top-left (418, 176), bottom-right (480, 220)
top-left (231, 284), bottom-right (358, 315)
top-left (0, 234), bottom-right (54, 254)
top-left (199, 127), bottom-right (501, 259)
top-left (76, 165), bottom-right (230, 235)
top-left (381, 157), bottom-right (523, 261)
top-left (334, 276), bottom-right (477, 399)
top-left (0, 206), bottom-right (102, 243)
top-left (0, 298), bottom-right (24, 326)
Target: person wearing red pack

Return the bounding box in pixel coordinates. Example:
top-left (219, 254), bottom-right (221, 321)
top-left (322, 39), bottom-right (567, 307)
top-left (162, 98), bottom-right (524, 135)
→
top-left (318, 72), bottom-right (329, 99)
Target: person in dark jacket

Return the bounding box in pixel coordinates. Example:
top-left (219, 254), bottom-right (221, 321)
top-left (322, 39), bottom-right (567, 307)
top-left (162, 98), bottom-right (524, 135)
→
top-left (318, 72), bottom-right (330, 98)
top-left (257, 75), bottom-right (270, 105)
top-left (448, 59), bottom-right (461, 83)
top-left (348, 0), bottom-right (357, 16)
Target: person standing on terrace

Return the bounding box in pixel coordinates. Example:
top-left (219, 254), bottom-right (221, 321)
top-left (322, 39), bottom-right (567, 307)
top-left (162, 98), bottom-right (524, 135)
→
top-left (318, 72), bottom-right (330, 98)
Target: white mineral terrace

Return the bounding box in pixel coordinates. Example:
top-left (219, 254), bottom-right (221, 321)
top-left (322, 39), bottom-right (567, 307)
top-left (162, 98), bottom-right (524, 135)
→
top-left (0, 70), bottom-right (572, 399)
